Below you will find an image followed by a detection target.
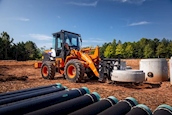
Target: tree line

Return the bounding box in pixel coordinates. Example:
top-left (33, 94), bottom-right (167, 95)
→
top-left (100, 38), bottom-right (172, 58)
top-left (0, 31), bottom-right (41, 61)
top-left (1, 31), bottom-right (172, 60)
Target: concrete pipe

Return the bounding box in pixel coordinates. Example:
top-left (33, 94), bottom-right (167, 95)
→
top-left (26, 92), bottom-right (100, 115)
top-left (140, 58), bottom-right (168, 82)
top-left (0, 83), bottom-right (62, 100)
top-left (0, 87), bottom-right (89, 115)
top-left (153, 104), bottom-right (172, 115)
top-left (111, 70), bottom-right (145, 83)
top-left (169, 57), bottom-right (172, 85)
top-left (126, 104), bottom-right (152, 115)
top-left (69, 96), bottom-right (118, 115)
top-left (0, 86), bottom-right (66, 105)
top-left (98, 97), bottom-right (138, 115)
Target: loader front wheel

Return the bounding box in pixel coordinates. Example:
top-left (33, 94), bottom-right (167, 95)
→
top-left (64, 59), bottom-right (85, 82)
top-left (41, 61), bottom-right (56, 79)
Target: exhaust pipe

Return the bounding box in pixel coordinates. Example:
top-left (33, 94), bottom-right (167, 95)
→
top-left (26, 92), bottom-right (100, 115)
top-left (0, 83), bottom-right (62, 100)
top-left (153, 104), bottom-right (172, 115)
top-left (126, 104), bottom-right (152, 115)
top-left (0, 85), bottom-right (66, 105)
top-left (69, 96), bottom-right (118, 115)
top-left (98, 97), bottom-right (138, 115)
top-left (0, 87), bottom-right (89, 115)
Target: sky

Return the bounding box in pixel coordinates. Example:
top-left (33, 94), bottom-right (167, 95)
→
top-left (0, 0), bottom-right (172, 48)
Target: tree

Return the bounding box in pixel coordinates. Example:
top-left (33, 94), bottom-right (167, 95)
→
top-left (104, 44), bottom-right (114, 58)
top-left (115, 43), bottom-right (124, 57)
top-left (117, 40), bottom-right (122, 45)
top-left (161, 38), bottom-right (169, 46)
top-left (25, 41), bottom-right (39, 60)
top-left (111, 39), bottom-right (116, 57)
top-left (16, 42), bottom-right (28, 61)
top-left (0, 36), bottom-right (3, 59)
top-left (1, 31), bottom-right (172, 60)
top-left (131, 42), bottom-right (138, 58)
top-left (9, 43), bottom-right (18, 60)
top-left (0, 32), bottom-right (14, 59)
top-left (150, 38), bottom-right (159, 58)
top-left (36, 48), bottom-right (43, 60)
top-left (137, 38), bottom-right (149, 58)
top-left (100, 42), bottom-right (111, 57)
top-left (144, 44), bottom-right (154, 58)
top-left (156, 43), bottom-right (167, 58)
top-left (0, 31), bottom-right (41, 60)
top-left (125, 43), bottom-right (134, 58)
top-left (167, 41), bottom-right (172, 58)
top-left (153, 38), bottom-right (160, 48)
top-left (111, 39), bottom-right (116, 48)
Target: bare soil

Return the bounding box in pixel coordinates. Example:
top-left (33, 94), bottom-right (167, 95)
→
top-left (0, 59), bottom-right (172, 111)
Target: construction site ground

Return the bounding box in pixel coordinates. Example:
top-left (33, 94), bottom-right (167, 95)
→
top-left (0, 59), bottom-right (172, 111)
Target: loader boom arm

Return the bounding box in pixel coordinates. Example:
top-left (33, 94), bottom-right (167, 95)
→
top-left (70, 46), bottom-right (100, 78)
top-left (80, 53), bottom-right (99, 77)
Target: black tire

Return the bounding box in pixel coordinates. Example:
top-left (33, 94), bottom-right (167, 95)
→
top-left (86, 72), bottom-right (98, 80)
top-left (64, 59), bottom-right (85, 82)
top-left (41, 61), bottom-right (56, 80)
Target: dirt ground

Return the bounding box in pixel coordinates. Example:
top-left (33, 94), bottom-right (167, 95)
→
top-left (0, 59), bottom-right (172, 111)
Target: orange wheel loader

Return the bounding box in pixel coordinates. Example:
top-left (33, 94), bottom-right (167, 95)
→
top-left (37, 30), bottom-right (120, 83)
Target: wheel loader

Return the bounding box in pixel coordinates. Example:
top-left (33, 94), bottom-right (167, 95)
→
top-left (39, 30), bottom-right (120, 82)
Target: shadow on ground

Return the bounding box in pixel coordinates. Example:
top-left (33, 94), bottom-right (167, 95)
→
top-left (110, 81), bottom-right (161, 89)
top-left (0, 75), bottom-right (28, 82)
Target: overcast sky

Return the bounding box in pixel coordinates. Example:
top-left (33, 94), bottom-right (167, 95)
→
top-left (0, 0), bottom-right (172, 48)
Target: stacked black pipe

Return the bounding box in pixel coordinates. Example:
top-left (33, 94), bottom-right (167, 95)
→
top-left (98, 97), bottom-right (138, 115)
top-left (0, 84), bottom-right (90, 115)
top-left (0, 83), bottom-right (172, 115)
top-left (153, 104), bottom-right (172, 115)
top-left (69, 96), bottom-right (118, 115)
top-left (26, 92), bottom-right (100, 115)
top-left (0, 83), bottom-right (62, 100)
top-left (0, 83), bottom-right (66, 105)
top-left (126, 104), bottom-right (152, 115)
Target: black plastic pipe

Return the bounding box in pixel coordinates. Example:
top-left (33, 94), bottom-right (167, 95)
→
top-left (0, 83), bottom-right (62, 100)
top-left (126, 104), bottom-right (152, 115)
top-left (0, 86), bottom-right (63, 100)
top-left (26, 92), bottom-right (100, 115)
top-left (153, 104), bottom-right (172, 115)
top-left (98, 97), bottom-right (138, 115)
top-left (69, 96), bottom-right (118, 115)
top-left (0, 86), bottom-right (66, 105)
top-left (0, 87), bottom-right (89, 115)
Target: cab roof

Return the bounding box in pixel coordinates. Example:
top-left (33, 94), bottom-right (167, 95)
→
top-left (52, 30), bottom-right (81, 37)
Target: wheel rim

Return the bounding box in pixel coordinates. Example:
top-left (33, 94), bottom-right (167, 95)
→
top-left (42, 66), bottom-right (48, 77)
top-left (67, 65), bottom-right (76, 79)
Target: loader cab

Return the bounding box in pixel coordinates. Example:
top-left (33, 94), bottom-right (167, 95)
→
top-left (52, 30), bottom-right (81, 60)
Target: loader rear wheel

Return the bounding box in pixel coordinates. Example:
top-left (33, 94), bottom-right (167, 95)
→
top-left (64, 59), bottom-right (85, 82)
top-left (41, 61), bottom-right (56, 79)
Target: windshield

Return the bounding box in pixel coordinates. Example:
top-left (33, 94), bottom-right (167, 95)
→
top-left (65, 32), bottom-right (80, 49)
